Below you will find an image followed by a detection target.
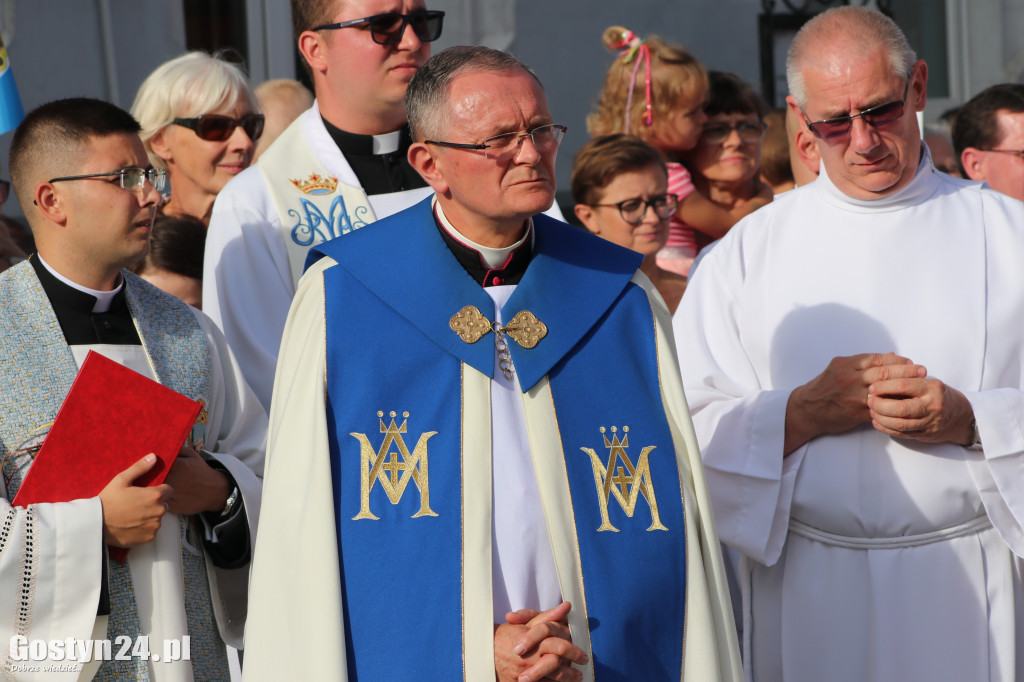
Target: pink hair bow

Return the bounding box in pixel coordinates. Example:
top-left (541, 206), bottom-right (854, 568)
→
top-left (613, 30), bottom-right (654, 132)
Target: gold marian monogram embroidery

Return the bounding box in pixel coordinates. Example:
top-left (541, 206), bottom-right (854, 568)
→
top-left (350, 411), bottom-right (439, 520)
top-left (449, 305), bottom-right (548, 380)
top-left (581, 426), bottom-right (667, 532)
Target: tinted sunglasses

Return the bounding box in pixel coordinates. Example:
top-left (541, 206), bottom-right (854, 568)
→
top-left (312, 10), bottom-right (445, 46)
top-left (702, 121), bottom-right (766, 145)
top-left (173, 113), bottom-right (265, 142)
top-left (804, 82), bottom-right (909, 140)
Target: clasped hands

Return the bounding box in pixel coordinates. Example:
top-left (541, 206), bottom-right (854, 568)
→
top-left (98, 445), bottom-right (232, 548)
top-left (785, 352), bottom-right (975, 454)
top-left (495, 601), bottom-right (588, 682)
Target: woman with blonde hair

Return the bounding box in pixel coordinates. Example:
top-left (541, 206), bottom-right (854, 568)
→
top-left (132, 52), bottom-right (263, 225)
top-left (588, 27), bottom-right (770, 275)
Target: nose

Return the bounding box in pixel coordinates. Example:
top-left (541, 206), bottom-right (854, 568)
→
top-left (848, 115), bottom-right (880, 154)
top-left (637, 202), bottom-right (661, 225)
top-left (722, 126), bottom-right (744, 147)
top-left (228, 123), bottom-right (254, 150)
top-left (397, 18), bottom-right (423, 52)
top-left (139, 177), bottom-right (162, 206)
top-left (513, 133), bottom-right (542, 164)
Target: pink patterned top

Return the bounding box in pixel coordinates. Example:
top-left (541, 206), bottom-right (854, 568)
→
top-left (657, 162), bottom-right (699, 276)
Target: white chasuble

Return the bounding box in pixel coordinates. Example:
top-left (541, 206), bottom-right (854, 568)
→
top-left (203, 102), bottom-right (432, 411)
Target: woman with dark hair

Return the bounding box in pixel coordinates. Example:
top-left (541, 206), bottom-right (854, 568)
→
top-left (684, 71), bottom-right (771, 251)
top-left (572, 134), bottom-right (687, 313)
top-left (133, 214), bottom-right (207, 308)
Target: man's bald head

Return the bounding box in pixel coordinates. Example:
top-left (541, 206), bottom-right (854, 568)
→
top-left (786, 7), bottom-right (916, 110)
top-left (9, 98), bottom-right (141, 228)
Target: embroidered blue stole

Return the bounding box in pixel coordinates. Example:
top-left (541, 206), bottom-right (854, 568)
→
top-left (0, 265), bottom-right (226, 680)
top-left (312, 198), bottom-right (688, 680)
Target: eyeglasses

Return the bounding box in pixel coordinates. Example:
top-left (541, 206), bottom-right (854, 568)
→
top-left (312, 10), bottom-right (445, 46)
top-left (0, 179), bottom-right (8, 203)
top-left (49, 167), bottom-right (168, 192)
top-left (590, 193), bottom-right (678, 225)
top-left (425, 123), bottom-right (567, 161)
top-left (804, 82), bottom-right (910, 140)
top-left (977, 148), bottom-right (1024, 160)
top-left (173, 113), bottom-right (265, 142)
top-left (702, 121), bottom-right (766, 145)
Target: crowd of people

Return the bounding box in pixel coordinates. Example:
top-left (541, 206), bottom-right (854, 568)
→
top-left (1, 1), bottom-right (1024, 681)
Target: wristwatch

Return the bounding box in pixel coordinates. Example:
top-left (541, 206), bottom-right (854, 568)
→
top-left (219, 486), bottom-right (240, 517)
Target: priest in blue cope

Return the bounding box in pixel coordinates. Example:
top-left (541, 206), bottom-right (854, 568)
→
top-left (244, 45), bottom-right (739, 682)
top-left (319, 203), bottom-right (688, 679)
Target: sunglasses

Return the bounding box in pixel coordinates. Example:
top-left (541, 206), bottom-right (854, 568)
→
top-left (173, 113), bottom-right (265, 142)
top-left (702, 121), bottom-right (766, 145)
top-left (312, 10), bottom-right (445, 46)
top-left (804, 82), bottom-right (909, 140)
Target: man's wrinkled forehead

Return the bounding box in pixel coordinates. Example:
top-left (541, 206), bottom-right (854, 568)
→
top-left (447, 67), bottom-right (547, 116)
top-left (801, 49), bottom-right (903, 112)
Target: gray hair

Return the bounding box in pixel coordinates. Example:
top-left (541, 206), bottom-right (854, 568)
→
top-left (405, 45), bottom-right (542, 142)
top-left (131, 52), bottom-right (258, 170)
top-left (786, 6), bottom-right (917, 109)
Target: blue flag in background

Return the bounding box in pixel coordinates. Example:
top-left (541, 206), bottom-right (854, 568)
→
top-left (0, 33), bottom-right (24, 136)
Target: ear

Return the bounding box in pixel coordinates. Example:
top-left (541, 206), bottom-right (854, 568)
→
top-left (407, 142), bottom-right (450, 195)
top-left (795, 128), bottom-right (821, 174)
top-left (909, 59), bottom-right (928, 113)
top-left (785, 95), bottom-right (811, 134)
top-left (298, 31), bottom-right (329, 75)
top-left (573, 204), bottom-right (600, 235)
top-left (34, 182), bottom-right (69, 226)
top-left (960, 147), bottom-right (986, 181)
top-left (149, 127), bottom-right (173, 164)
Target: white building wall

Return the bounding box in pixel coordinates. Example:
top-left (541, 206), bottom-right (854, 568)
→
top-left (0, 0), bottom-right (1021, 217)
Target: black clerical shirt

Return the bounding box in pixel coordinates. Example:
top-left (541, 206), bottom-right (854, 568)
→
top-left (321, 118), bottom-right (428, 196)
top-left (433, 216), bottom-right (532, 288)
top-left (28, 255), bottom-right (249, 588)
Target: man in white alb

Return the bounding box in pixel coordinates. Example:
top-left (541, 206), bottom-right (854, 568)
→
top-left (675, 7), bottom-right (1024, 682)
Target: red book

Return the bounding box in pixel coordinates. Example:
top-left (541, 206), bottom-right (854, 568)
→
top-left (13, 351), bottom-right (201, 560)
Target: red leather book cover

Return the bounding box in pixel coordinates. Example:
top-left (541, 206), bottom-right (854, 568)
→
top-left (12, 350), bottom-right (201, 560)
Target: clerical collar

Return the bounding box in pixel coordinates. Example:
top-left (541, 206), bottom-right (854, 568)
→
top-left (30, 254), bottom-right (141, 346)
top-left (35, 253), bottom-right (123, 313)
top-left (432, 198), bottom-right (533, 288)
top-left (817, 142), bottom-right (941, 213)
top-left (320, 118), bottom-right (428, 196)
top-left (321, 118), bottom-right (408, 157)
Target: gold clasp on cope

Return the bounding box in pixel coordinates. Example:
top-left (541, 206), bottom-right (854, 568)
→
top-left (449, 305), bottom-right (547, 381)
